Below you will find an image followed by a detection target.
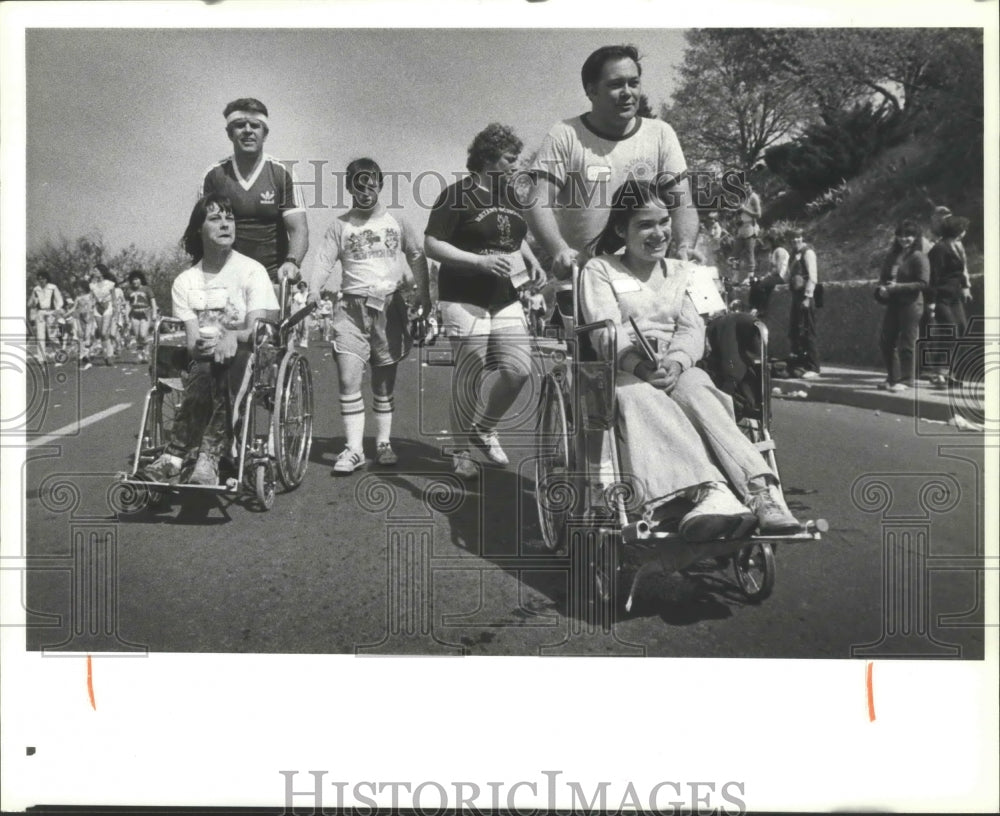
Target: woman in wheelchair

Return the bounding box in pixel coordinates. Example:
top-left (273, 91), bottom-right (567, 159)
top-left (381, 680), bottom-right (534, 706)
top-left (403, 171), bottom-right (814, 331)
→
top-left (579, 180), bottom-right (800, 540)
top-left (139, 194), bottom-right (279, 486)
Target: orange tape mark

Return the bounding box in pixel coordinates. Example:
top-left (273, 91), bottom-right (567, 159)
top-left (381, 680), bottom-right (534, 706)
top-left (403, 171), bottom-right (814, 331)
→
top-left (866, 661), bottom-right (875, 722)
top-left (87, 655), bottom-right (96, 710)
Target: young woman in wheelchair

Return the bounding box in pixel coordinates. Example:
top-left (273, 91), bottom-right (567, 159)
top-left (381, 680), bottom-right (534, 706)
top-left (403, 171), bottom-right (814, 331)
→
top-left (139, 193), bottom-right (279, 486)
top-left (579, 179), bottom-right (800, 540)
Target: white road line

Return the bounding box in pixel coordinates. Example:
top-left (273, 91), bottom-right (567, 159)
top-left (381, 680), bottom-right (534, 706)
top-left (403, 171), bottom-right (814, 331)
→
top-left (27, 402), bottom-right (133, 447)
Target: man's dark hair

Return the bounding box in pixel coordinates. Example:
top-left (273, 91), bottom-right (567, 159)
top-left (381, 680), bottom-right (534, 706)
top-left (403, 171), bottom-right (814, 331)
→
top-left (36, 271), bottom-right (50, 283)
top-left (346, 157), bottom-right (384, 191)
top-left (581, 44), bottom-right (641, 91)
top-left (223, 98), bottom-right (268, 118)
top-left (128, 270), bottom-right (147, 285)
top-left (940, 215), bottom-right (970, 240)
top-left (895, 219), bottom-right (922, 239)
top-left (182, 194), bottom-right (234, 261)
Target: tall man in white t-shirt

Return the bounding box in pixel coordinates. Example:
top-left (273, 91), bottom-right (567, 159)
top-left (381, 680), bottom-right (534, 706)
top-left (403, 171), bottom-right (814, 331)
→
top-left (527, 44), bottom-right (699, 278)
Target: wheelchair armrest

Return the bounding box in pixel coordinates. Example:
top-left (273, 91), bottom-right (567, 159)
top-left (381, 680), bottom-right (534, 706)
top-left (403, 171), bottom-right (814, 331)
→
top-left (574, 318), bottom-right (618, 365)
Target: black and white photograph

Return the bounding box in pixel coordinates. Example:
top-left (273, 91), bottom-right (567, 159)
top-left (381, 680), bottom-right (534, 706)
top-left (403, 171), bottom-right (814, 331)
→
top-left (2, 0), bottom-right (997, 812)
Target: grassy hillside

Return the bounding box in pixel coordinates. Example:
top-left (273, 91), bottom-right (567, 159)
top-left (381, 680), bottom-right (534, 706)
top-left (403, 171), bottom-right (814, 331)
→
top-left (762, 133), bottom-right (985, 283)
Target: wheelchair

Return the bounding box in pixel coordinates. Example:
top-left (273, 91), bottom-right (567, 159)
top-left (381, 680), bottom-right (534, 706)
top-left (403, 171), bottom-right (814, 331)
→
top-left (534, 264), bottom-right (826, 615)
top-left (117, 284), bottom-right (315, 511)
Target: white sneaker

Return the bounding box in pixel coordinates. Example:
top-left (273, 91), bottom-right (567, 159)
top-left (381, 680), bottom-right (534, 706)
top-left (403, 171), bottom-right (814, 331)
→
top-left (800, 370), bottom-right (820, 380)
top-left (332, 447), bottom-right (364, 475)
top-left (470, 428), bottom-right (509, 466)
top-left (679, 482), bottom-right (756, 543)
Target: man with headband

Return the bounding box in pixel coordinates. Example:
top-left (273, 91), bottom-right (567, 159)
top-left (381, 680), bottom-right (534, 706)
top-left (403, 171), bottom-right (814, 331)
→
top-left (201, 98), bottom-right (308, 284)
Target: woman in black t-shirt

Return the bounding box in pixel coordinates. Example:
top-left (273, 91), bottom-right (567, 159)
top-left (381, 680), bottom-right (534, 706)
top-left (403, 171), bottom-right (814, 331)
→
top-left (425, 123), bottom-right (543, 478)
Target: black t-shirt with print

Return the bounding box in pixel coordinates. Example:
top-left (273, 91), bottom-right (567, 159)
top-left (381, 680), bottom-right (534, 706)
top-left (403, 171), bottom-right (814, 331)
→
top-left (426, 177), bottom-right (527, 309)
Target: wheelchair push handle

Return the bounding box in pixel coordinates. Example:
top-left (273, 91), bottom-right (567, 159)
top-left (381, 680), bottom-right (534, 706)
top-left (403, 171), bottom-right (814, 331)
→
top-left (280, 300), bottom-right (318, 334)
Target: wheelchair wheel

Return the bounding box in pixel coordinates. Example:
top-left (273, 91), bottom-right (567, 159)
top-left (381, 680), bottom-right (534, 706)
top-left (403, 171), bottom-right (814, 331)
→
top-left (535, 375), bottom-right (574, 551)
top-left (254, 461), bottom-right (276, 510)
top-left (272, 351), bottom-right (313, 489)
top-left (733, 540), bottom-right (775, 602)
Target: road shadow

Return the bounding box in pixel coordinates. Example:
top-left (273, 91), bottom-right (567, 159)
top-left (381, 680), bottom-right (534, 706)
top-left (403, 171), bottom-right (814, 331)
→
top-left (366, 436), bottom-right (766, 630)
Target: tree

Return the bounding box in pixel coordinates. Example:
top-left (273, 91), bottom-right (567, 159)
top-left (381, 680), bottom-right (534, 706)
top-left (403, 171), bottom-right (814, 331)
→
top-left (661, 30), bottom-right (811, 173)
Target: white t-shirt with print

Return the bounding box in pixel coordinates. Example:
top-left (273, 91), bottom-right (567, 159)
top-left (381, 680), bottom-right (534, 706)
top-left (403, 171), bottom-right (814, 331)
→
top-left (171, 250), bottom-right (279, 329)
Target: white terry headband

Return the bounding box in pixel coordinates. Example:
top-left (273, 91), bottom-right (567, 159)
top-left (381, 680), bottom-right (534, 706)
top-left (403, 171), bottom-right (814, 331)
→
top-left (226, 110), bottom-right (269, 127)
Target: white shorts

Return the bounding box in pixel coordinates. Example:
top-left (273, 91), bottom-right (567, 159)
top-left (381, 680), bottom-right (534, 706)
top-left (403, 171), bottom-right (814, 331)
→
top-left (438, 300), bottom-right (527, 338)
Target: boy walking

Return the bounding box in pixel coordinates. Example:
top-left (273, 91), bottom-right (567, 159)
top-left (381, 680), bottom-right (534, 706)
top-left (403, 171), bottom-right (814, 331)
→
top-left (310, 158), bottom-right (431, 473)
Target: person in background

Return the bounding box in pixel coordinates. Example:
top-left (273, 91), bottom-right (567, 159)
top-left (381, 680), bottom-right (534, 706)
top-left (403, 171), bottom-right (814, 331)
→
top-left (311, 157), bottom-right (431, 473)
top-left (927, 215), bottom-right (973, 390)
top-left (787, 228), bottom-right (820, 379)
top-left (317, 291), bottom-right (334, 342)
top-left (28, 271), bottom-right (64, 362)
top-left (89, 264), bottom-right (119, 366)
top-left (747, 231), bottom-right (787, 322)
top-left (125, 270), bottom-right (158, 363)
top-left (425, 123), bottom-right (543, 478)
top-left (691, 210), bottom-right (730, 269)
top-left (73, 281), bottom-right (97, 369)
top-left (290, 280), bottom-right (310, 349)
top-left (733, 181), bottom-right (762, 283)
top-left (201, 97), bottom-right (308, 293)
top-left (875, 219), bottom-right (929, 392)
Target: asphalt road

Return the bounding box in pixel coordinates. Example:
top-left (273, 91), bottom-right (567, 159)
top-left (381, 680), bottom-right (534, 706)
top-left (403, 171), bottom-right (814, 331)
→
top-left (18, 340), bottom-right (987, 658)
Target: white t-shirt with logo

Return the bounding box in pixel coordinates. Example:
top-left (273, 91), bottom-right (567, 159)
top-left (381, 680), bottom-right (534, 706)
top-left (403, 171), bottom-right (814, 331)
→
top-left (531, 115), bottom-right (688, 256)
top-left (171, 250), bottom-right (279, 330)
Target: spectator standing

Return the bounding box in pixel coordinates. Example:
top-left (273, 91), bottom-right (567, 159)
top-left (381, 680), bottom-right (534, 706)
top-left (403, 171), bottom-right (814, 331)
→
top-left (787, 228), bottom-right (820, 378)
top-left (927, 215), bottom-right (973, 389)
top-left (733, 181), bottom-right (762, 283)
top-left (875, 220), bottom-right (929, 392)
